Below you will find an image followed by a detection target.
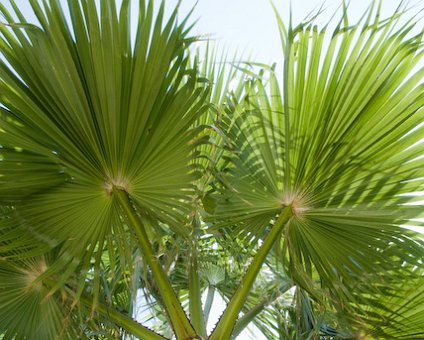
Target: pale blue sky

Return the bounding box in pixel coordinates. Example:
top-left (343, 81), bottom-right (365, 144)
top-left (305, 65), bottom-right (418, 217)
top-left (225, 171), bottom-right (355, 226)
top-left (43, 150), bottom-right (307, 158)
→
top-left (166, 0), bottom-right (422, 65)
top-left (7, 0), bottom-right (422, 65)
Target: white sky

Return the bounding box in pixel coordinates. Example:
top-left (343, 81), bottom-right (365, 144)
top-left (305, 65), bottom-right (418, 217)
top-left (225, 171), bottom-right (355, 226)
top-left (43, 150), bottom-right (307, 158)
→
top-left (167, 0), bottom-right (423, 65)
top-left (7, 0), bottom-right (423, 65)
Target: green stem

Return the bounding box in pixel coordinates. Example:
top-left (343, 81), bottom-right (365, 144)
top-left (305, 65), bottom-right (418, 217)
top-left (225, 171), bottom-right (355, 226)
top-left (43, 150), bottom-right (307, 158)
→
top-left (209, 207), bottom-right (293, 340)
top-left (114, 188), bottom-right (197, 340)
top-left (188, 238), bottom-right (207, 336)
top-left (231, 281), bottom-right (293, 338)
top-left (204, 286), bottom-right (215, 326)
top-left (79, 294), bottom-right (166, 340)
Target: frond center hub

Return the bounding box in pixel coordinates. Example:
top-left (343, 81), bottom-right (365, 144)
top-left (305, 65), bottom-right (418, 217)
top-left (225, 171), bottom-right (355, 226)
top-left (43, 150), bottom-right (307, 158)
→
top-left (105, 176), bottom-right (130, 195)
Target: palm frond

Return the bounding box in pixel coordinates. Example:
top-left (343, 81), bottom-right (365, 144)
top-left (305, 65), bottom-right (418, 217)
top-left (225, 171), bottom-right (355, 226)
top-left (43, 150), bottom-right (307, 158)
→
top-left (0, 256), bottom-right (80, 340)
top-left (0, 0), bottom-right (207, 287)
top-left (364, 274), bottom-right (424, 339)
top-left (209, 1), bottom-right (424, 331)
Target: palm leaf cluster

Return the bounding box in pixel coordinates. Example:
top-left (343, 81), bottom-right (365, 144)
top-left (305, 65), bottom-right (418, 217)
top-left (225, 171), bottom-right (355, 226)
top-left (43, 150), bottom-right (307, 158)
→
top-left (0, 0), bottom-right (423, 339)
top-left (0, 255), bottom-right (77, 339)
top-left (0, 0), bottom-right (206, 273)
top-left (207, 1), bottom-right (424, 337)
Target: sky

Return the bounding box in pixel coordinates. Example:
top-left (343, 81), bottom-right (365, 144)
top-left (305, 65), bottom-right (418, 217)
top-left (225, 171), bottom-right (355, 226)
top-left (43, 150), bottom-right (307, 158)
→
top-left (165, 0), bottom-right (422, 65)
top-left (7, 0), bottom-right (423, 66)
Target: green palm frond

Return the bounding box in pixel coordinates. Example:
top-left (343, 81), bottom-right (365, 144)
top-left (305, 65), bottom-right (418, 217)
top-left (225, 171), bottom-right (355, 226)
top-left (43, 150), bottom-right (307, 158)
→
top-left (1, 0), bottom-right (424, 338)
top-left (0, 0), bottom-right (207, 277)
top-left (0, 248), bottom-right (167, 340)
top-left (191, 43), bottom-right (248, 199)
top-left (0, 256), bottom-right (80, 340)
top-left (363, 273), bottom-right (424, 339)
top-left (209, 1), bottom-right (424, 331)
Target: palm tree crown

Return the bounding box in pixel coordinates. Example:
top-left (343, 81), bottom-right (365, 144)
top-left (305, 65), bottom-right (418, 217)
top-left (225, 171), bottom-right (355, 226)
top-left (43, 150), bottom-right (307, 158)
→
top-left (0, 0), bottom-right (423, 339)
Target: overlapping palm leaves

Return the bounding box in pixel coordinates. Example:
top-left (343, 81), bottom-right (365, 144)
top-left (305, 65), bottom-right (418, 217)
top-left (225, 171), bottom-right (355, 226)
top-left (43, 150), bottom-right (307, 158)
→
top-left (0, 0), bottom-right (424, 339)
top-left (208, 1), bottom-right (424, 337)
top-left (127, 45), bottom-right (252, 336)
top-left (0, 0), bottom-right (207, 249)
top-left (0, 255), bottom-right (77, 340)
top-left (0, 0), bottom-right (207, 338)
top-left (366, 272), bottom-right (424, 338)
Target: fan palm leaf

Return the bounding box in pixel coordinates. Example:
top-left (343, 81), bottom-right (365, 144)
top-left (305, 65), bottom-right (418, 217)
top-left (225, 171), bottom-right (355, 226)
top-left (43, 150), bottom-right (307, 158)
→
top-left (363, 271), bottom-right (424, 339)
top-left (0, 0), bottom-right (208, 338)
top-left (0, 255), bottom-right (80, 340)
top-left (208, 2), bottom-right (424, 337)
top-left (1, 0), bottom-right (424, 338)
top-left (0, 0), bottom-right (207, 284)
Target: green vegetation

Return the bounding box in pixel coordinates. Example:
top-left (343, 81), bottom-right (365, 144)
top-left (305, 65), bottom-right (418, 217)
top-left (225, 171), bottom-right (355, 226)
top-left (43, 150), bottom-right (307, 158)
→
top-left (0, 0), bottom-right (423, 339)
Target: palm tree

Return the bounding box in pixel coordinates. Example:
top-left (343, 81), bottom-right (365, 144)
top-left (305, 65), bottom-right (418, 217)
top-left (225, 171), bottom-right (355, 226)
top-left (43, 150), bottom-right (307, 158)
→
top-left (0, 0), bottom-right (423, 339)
